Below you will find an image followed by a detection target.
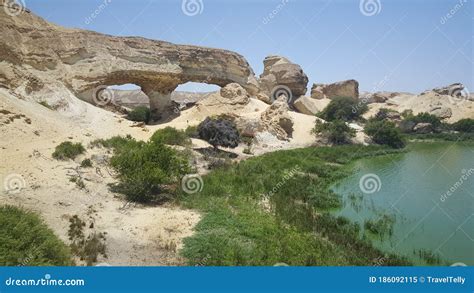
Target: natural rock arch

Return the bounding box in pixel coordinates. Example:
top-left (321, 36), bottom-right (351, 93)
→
top-left (0, 7), bottom-right (259, 119)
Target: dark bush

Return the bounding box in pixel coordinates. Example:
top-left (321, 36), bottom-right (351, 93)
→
top-left (312, 120), bottom-right (355, 145)
top-left (0, 205), bottom-right (73, 266)
top-left (318, 96), bottom-right (368, 122)
top-left (364, 120), bottom-right (405, 149)
top-left (402, 112), bottom-right (441, 131)
top-left (52, 141), bottom-right (85, 160)
top-left (373, 108), bottom-right (400, 121)
top-left (198, 117), bottom-right (240, 150)
top-left (127, 106), bottom-right (151, 124)
top-left (452, 119), bottom-right (474, 133)
top-left (109, 139), bottom-right (191, 203)
top-left (150, 127), bottom-right (191, 146)
top-left (80, 158), bottom-right (92, 168)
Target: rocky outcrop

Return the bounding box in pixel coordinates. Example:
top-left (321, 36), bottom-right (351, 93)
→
top-left (431, 83), bottom-right (465, 97)
top-left (260, 97), bottom-right (294, 140)
top-left (235, 118), bottom-right (263, 138)
top-left (256, 93), bottom-right (272, 104)
top-left (258, 55), bottom-right (308, 102)
top-left (430, 106), bottom-right (452, 119)
top-left (293, 96), bottom-right (320, 115)
top-left (311, 79), bottom-right (359, 100)
top-left (219, 83), bottom-right (250, 105)
top-left (361, 91), bottom-right (398, 104)
top-left (197, 85), bottom-right (251, 108)
top-left (413, 123), bottom-right (433, 134)
top-left (0, 7), bottom-right (259, 120)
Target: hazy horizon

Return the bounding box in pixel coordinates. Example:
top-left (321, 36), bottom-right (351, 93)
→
top-left (27, 0), bottom-right (473, 94)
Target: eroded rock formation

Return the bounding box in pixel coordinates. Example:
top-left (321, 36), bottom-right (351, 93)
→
top-left (311, 79), bottom-right (359, 100)
top-left (0, 6), bottom-right (258, 119)
top-left (258, 55), bottom-right (308, 102)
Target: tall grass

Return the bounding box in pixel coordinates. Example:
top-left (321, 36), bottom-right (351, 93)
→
top-left (0, 205), bottom-right (73, 266)
top-left (180, 145), bottom-right (410, 266)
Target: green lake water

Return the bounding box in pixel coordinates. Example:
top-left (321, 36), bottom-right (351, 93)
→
top-left (331, 142), bottom-right (474, 265)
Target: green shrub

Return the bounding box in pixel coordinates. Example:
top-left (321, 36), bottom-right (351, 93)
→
top-left (150, 127), bottom-right (191, 146)
top-left (402, 112), bottom-right (442, 132)
top-left (312, 120), bottom-right (355, 145)
top-left (373, 108), bottom-right (400, 121)
top-left (80, 158), bottom-right (92, 168)
top-left (411, 112), bottom-right (442, 128)
top-left (184, 125), bottom-right (199, 138)
top-left (52, 141), bottom-right (85, 160)
top-left (317, 96), bottom-right (368, 122)
top-left (38, 100), bottom-right (53, 110)
top-left (90, 135), bottom-right (136, 151)
top-left (0, 205), bottom-right (73, 266)
top-left (452, 119), bottom-right (474, 133)
top-left (127, 106), bottom-right (151, 123)
top-left (198, 117), bottom-right (240, 150)
top-left (109, 139), bottom-right (191, 203)
top-left (365, 120), bottom-right (405, 149)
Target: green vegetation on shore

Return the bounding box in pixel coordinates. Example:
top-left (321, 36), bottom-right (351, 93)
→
top-left (0, 205), bottom-right (73, 266)
top-left (179, 145), bottom-right (410, 266)
top-left (52, 141), bottom-right (85, 160)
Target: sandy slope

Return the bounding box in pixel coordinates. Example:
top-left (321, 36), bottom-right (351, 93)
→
top-left (365, 92), bottom-right (474, 123)
top-left (0, 90), bottom-right (201, 266)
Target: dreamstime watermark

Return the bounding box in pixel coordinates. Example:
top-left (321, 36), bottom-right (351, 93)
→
top-left (270, 85), bottom-right (293, 103)
top-left (5, 274), bottom-right (85, 287)
top-left (181, 174), bottom-right (204, 194)
top-left (440, 168), bottom-right (474, 203)
top-left (372, 255), bottom-right (388, 266)
top-left (92, 86), bottom-right (116, 106)
top-left (3, 0), bottom-right (26, 16)
top-left (448, 84), bottom-right (470, 105)
top-left (181, 0), bottom-right (204, 16)
top-left (440, 0), bottom-right (468, 25)
top-left (3, 173), bottom-right (26, 194)
top-left (262, 0), bottom-right (289, 25)
top-left (359, 0), bottom-right (381, 17)
top-left (451, 262), bottom-right (467, 267)
top-left (261, 165), bottom-right (301, 199)
top-left (359, 173), bottom-right (382, 194)
top-left (84, 0), bottom-right (112, 25)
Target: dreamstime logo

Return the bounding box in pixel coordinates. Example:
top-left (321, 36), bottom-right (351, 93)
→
top-left (3, 173), bottom-right (26, 194)
top-left (359, 0), bottom-right (382, 17)
top-left (84, 0), bottom-right (112, 25)
top-left (270, 85), bottom-right (293, 103)
top-left (440, 0), bottom-right (467, 25)
top-left (261, 165), bottom-right (301, 199)
top-left (262, 0), bottom-right (289, 25)
top-left (92, 86), bottom-right (115, 106)
top-left (440, 168), bottom-right (474, 203)
top-left (181, 174), bottom-right (203, 194)
top-left (3, 0), bottom-right (26, 16)
top-left (359, 173), bottom-right (381, 194)
top-left (448, 85), bottom-right (470, 105)
top-left (181, 0), bottom-right (204, 16)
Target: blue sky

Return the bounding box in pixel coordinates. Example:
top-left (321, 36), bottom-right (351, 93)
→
top-left (27, 0), bottom-right (472, 94)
